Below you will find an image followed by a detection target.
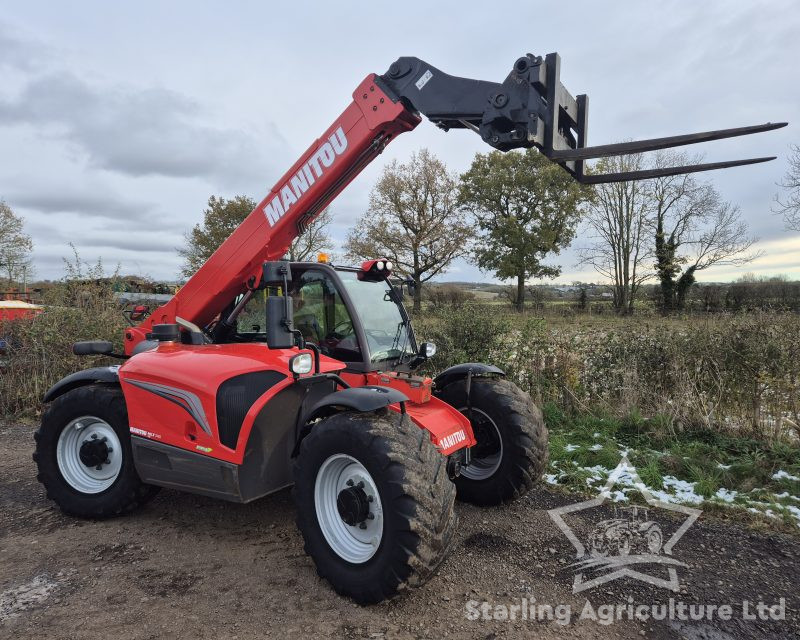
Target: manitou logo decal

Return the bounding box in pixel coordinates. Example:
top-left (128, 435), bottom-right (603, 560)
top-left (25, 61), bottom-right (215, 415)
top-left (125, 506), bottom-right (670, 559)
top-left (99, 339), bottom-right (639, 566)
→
top-left (263, 127), bottom-right (349, 226)
top-left (439, 430), bottom-right (467, 450)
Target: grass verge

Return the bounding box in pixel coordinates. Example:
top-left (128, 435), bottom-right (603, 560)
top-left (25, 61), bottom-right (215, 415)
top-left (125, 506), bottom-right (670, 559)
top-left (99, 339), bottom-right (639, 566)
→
top-left (543, 403), bottom-right (800, 533)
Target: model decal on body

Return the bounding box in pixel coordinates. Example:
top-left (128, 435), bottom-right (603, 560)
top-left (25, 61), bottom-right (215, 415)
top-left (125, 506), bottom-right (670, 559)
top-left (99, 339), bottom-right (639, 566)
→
top-left (125, 379), bottom-right (212, 436)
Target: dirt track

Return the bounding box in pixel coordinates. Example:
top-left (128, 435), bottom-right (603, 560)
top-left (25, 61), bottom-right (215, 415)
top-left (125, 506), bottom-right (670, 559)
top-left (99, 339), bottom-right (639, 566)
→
top-left (1, 422), bottom-right (798, 640)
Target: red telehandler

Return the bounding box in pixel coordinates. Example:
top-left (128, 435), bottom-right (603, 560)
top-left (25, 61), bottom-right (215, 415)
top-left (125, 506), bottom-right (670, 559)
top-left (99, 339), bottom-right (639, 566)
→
top-left (33, 53), bottom-right (785, 603)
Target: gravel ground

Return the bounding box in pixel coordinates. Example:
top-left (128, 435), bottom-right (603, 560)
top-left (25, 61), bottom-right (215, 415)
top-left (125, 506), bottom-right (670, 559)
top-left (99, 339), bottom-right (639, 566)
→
top-left (1, 422), bottom-right (798, 639)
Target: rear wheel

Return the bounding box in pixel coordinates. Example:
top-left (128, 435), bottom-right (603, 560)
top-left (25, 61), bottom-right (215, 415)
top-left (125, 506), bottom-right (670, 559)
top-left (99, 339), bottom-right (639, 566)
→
top-left (294, 411), bottom-right (456, 604)
top-left (34, 385), bottom-right (160, 518)
top-left (438, 377), bottom-right (547, 506)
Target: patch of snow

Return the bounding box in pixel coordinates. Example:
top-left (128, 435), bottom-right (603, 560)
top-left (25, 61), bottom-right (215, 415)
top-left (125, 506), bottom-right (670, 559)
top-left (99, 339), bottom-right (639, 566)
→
top-left (784, 505), bottom-right (800, 526)
top-left (772, 470), bottom-right (800, 482)
top-left (647, 476), bottom-right (704, 505)
top-left (599, 488), bottom-right (628, 502)
top-left (544, 473), bottom-right (560, 485)
top-left (564, 444), bottom-right (580, 452)
top-left (714, 488), bottom-right (737, 503)
top-left (582, 464), bottom-right (610, 475)
top-left (589, 444), bottom-right (604, 451)
top-left (717, 463), bottom-right (732, 470)
top-left (774, 492), bottom-right (800, 502)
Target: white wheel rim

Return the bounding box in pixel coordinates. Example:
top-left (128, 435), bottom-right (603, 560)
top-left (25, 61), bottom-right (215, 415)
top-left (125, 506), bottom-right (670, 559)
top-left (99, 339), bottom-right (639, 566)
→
top-left (56, 416), bottom-right (122, 494)
top-left (460, 408), bottom-right (503, 481)
top-left (314, 454), bottom-right (383, 564)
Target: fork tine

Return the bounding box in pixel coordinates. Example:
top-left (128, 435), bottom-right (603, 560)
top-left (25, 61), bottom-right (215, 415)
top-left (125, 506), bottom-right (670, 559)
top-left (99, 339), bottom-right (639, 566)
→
top-left (579, 156), bottom-right (777, 184)
top-left (551, 122), bottom-right (787, 162)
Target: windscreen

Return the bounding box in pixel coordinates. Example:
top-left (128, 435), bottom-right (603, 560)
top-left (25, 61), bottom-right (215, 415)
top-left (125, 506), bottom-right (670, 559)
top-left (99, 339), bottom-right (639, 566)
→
top-left (337, 270), bottom-right (416, 364)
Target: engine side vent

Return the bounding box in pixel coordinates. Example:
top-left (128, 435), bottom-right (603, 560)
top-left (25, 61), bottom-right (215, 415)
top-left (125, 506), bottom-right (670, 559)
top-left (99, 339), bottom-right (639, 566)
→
top-left (216, 371), bottom-right (285, 449)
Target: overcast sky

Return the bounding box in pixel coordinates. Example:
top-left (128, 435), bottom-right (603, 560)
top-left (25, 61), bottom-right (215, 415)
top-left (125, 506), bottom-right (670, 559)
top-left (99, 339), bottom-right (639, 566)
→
top-left (1, 1), bottom-right (798, 284)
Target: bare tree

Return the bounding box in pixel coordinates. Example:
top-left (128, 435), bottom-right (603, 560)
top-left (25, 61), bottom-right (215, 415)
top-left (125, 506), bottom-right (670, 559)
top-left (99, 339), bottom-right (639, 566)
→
top-left (579, 154), bottom-right (652, 314)
top-left (345, 149), bottom-right (472, 311)
top-left (651, 151), bottom-right (757, 312)
top-left (286, 208), bottom-right (335, 262)
top-left (775, 144), bottom-right (800, 231)
top-left (0, 200), bottom-right (33, 289)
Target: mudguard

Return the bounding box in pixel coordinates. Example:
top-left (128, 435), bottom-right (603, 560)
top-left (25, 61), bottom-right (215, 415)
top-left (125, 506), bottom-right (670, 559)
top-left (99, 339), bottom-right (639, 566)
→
top-left (432, 363), bottom-right (504, 391)
top-left (43, 366), bottom-right (121, 403)
top-left (304, 385), bottom-right (408, 421)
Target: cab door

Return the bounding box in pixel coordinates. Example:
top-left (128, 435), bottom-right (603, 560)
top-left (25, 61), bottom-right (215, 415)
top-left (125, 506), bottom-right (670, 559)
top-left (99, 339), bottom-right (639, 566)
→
top-left (290, 267), bottom-right (367, 367)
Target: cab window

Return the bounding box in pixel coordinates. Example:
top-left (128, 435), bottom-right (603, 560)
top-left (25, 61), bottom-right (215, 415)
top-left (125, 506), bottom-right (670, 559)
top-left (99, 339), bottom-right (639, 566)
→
top-left (291, 269), bottom-right (362, 362)
top-left (235, 290), bottom-right (267, 335)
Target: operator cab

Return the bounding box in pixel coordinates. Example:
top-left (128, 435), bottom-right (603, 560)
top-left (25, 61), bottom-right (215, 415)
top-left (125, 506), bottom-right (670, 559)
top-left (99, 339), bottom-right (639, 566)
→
top-left (218, 261), bottom-right (419, 373)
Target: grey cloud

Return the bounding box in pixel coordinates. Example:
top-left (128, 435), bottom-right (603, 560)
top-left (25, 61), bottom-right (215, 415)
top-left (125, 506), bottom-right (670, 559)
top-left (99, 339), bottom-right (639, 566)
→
top-left (0, 71), bottom-right (286, 184)
top-left (0, 24), bottom-right (46, 71)
top-left (77, 234), bottom-right (181, 254)
top-left (8, 189), bottom-right (153, 220)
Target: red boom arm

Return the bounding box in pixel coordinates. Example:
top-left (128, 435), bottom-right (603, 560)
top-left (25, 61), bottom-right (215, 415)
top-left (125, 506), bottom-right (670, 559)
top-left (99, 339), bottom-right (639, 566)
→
top-left (124, 76), bottom-right (419, 354)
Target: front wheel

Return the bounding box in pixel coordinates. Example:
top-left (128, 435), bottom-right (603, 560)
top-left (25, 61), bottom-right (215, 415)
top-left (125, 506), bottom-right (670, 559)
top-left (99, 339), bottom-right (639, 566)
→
top-left (34, 384), bottom-right (160, 518)
top-left (438, 377), bottom-right (548, 506)
top-left (293, 411), bottom-right (457, 604)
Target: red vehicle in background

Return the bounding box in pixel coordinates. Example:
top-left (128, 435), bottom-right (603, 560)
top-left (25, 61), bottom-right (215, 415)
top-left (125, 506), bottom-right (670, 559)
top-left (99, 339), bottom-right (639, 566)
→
top-left (0, 292), bottom-right (42, 322)
top-left (0, 293), bottom-right (43, 366)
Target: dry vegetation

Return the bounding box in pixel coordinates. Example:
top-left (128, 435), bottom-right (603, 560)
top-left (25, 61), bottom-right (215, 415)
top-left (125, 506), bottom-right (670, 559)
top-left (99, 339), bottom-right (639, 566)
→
top-left (0, 255), bottom-right (127, 417)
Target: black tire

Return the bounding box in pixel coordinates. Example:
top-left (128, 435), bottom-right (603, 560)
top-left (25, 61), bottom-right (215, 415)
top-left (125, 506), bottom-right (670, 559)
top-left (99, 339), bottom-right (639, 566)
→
top-left (33, 384), bottom-right (160, 518)
top-left (437, 377), bottom-right (547, 506)
top-left (293, 410), bottom-right (457, 604)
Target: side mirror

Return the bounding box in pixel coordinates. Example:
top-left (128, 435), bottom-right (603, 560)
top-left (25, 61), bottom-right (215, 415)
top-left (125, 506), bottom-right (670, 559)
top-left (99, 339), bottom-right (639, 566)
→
top-left (266, 295), bottom-right (295, 349)
top-left (404, 277), bottom-right (417, 298)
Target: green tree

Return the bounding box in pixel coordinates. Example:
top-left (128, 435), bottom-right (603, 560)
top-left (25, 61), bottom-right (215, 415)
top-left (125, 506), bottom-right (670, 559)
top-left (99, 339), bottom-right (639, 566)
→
top-left (345, 149), bottom-right (471, 311)
top-left (179, 195), bottom-right (256, 277)
top-left (179, 195), bottom-right (334, 277)
top-left (0, 200), bottom-right (33, 288)
top-left (459, 149), bottom-right (588, 311)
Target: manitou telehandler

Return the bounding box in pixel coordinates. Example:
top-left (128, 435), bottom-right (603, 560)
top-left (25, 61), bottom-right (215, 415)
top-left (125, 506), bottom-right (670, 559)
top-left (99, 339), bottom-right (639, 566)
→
top-left (34, 52), bottom-right (784, 603)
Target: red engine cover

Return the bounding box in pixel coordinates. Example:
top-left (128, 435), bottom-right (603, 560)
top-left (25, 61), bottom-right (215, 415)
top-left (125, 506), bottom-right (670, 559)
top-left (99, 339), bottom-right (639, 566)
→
top-left (120, 343), bottom-right (474, 464)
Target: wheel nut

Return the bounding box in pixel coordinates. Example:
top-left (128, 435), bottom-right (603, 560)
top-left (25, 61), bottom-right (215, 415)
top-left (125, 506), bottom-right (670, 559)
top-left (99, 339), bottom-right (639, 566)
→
top-left (359, 522), bottom-right (367, 529)
top-left (346, 479), bottom-right (354, 487)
